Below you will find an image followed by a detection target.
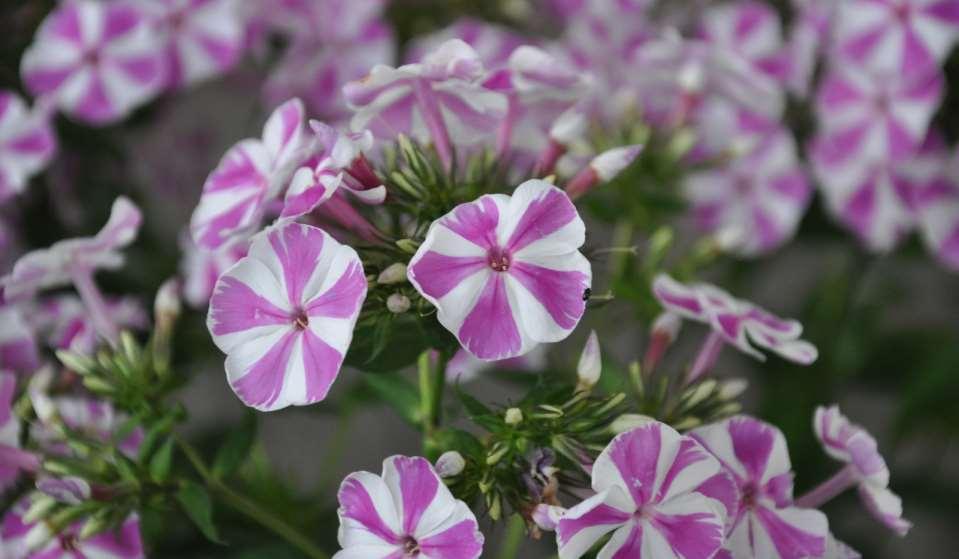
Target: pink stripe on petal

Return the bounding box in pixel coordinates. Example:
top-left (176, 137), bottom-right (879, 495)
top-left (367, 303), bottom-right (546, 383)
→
top-left (231, 330), bottom-right (298, 409)
top-left (509, 262), bottom-right (587, 330)
top-left (458, 274), bottom-right (522, 360)
top-left (84, 516), bottom-right (143, 556)
top-left (306, 261), bottom-right (366, 318)
top-left (209, 276), bottom-right (291, 335)
top-left (301, 329), bottom-right (342, 403)
top-left (656, 437), bottom-right (715, 503)
top-left (651, 507), bottom-right (724, 559)
top-left (339, 476), bottom-right (402, 545)
top-left (505, 186), bottom-right (577, 253)
top-left (607, 424), bottom-right (662, 506)
top-left (926, 1), bottom-right (959, 22)
top-left (728, 416), bottom-right (776, 482)
top-left (268, 224), bottom-right (326, 305)
top-left (442, 197), bottom-right (500, 249)
top-left (101, 5), bottom-right (141, 42)
top-left (408, 251), bottom-right (486, 299)
top-left (389, 456), bottom-right (440, 535)
top-left (417, 519), bottom-right (484, 559)
top-left (557, 500), bottom-right (631, 547)
top-left (48, 2), bottom-right (83, 44)
top-left (841, 25), bottom-right (887, 62)
top-left (114, 55), bottom-right (161, 85)
top-left (755, 507), bottom-right (827, 558)
top-left (608, 522), bottom-right (642, 558)
top-left (75, 75), bottom-right (115, 123)
top-left (23, 67), bottom-right (78, 97)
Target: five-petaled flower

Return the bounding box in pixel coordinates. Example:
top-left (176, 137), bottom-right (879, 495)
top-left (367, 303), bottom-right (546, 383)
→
top-left (0, 90), bottom-right (56, 203)
top-left (20, 0), bottom-right (164, 125)
top-left (556, 421), bottom-right (732, 559)
top-left (808, 405), bottom-right (912, 536)
top-left (335, 454), bottom-right (484, 559)
top-left (691, 416), bottom-right (830, 559)
top-left (207, 222), bottom-right (367, 411)
top-left (408, 179), bottom-right (591, 361)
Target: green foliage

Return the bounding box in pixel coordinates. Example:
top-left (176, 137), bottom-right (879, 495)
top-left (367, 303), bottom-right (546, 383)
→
top-left (176, 481), bottom-right (224, 545)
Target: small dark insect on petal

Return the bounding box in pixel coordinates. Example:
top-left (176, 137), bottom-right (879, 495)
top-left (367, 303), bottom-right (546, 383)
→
top-left (582, 288), bottom-right (591, 301)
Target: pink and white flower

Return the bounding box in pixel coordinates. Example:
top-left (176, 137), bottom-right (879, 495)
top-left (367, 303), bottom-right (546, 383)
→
top-left (336, 455), bottom-right (484, 559)
top-left (1, 499), bottom-right (143, 559)
top-left (0, 305), bottom-right (40, 374)
top-left (652, 274), bottom-right (818, 372)
top-left (30, 294), bottom-right (148, 355)
top-left (180, 233), bottom-right (248, 307)
top-left (405, 18), bottom-right (526, 69)
top-left (207, 222), bottom-right (367, 411)
top-left (344, 39), bottom-right (508, 169)
top-left (787, 0), bottom-right (840, 96)
top-left (913, 143), bottom-right (959, 270)
top-left (31, 397), bottom-right (144, 459)
top-left (834, 0), bottom-right (959, 77)
top-left (190, 98), bottom-right (309, 249)
top-left (555, 421), bottom-right (731, 559)
top-left (691, 416), bottom-right (830, 559)
top-left (0, 90), bottom-right (56, 202)
top-left (20, 0), bottom-right (164, 125)
top-left (699, 1), bottom-right (792, 83)
top-left (445, 346), bottom-right (547, 383)
top-left (143, 0), bottom-right (246, 89)
top-left (805, 405), bottom-right (911, 535)
top-left (1, 196), bottom-right (142, 302)
top-left (1, 372), bottom-right (39, 493)
top-left (408, 179), bottom-right (591, 361)
top-left (684, 117), bottom-right (812, 256)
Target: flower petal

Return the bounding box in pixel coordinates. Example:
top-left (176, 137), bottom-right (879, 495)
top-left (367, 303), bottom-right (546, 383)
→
top-left (557, 488), bottom-right (632, 559)
top-left (337, 471), bottom-right (403, 548)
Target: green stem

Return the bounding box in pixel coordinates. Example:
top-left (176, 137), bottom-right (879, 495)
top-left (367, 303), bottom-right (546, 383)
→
top-left (176, 437), bottom-right (329, 559)
top-left (418, 350), bottom-right (447, 435)
top-left (497, 514), bottom-right (526, 559)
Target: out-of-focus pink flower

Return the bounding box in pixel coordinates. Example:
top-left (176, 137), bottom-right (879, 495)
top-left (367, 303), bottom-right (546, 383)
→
top-left (685, 113), bottom-right (811, 256)
top-left (179, 232), bottom-right (248, 307)
top-left (20, 0), bottom-right (164, 125)
top-left (834, 0), bottom-right (959, 77)
top-left (913, 142), bottom-right (959, 270)
top-left (445, 346), bottom-right (547, 383)
top-left (699, 1), bottom-right (791, 83)
top-left (190, 98), bottom-right (309, 249)
top-left (143, 0), bottom-right (246, 89)
top-left (263, 2), bottom-right (394, 123)
top-left (692, 416), bottom-right (829, 559)
top-left (336, 455), bottom-right (484, 558)
top-left (345, 39), bottom-right (507, 169)
top-left (408, 180), bottom-right (591, 361)
top-left (406, 17), bottom-right (527, 69)
top-left (29, 294), bottom-right (148, 355)
top-left (1, 373), bottom-right (39, 493)
top-left (653, 274), bottom-right (817, 383)
top-left (787, 0), bottom-right (840, 96)
top-left (2, 498), bottom-right (143, 559)
top-left (207, 223), bottom-right (366, 411)
top-left (483, 46), bottom-right (591, 160)
top-left (556, 421), bottom-right (730, 558)
top-left (564, 145), bottom-right (643, 200)
top-left (31, 396), bottom-right (145, 459)
top-left (806, 405), bottom-right (911, 535)
top-left (0, 305), bottom-right (40, 374)
top-left (0, 91), bottom-right (55, 203)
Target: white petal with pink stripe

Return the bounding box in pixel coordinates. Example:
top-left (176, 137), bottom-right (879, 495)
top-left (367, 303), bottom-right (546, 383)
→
top-left (0, 90), bottom-right (55, 202)
top-left (207, 222), bottom-right (366, 411)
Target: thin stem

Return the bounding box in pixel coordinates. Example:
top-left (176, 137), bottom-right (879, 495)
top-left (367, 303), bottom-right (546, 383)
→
top-left (176, 437), bottom-right (329, 559)
top-left (795, 465), bottom-right (858, 509)
top-left (418, 350), bottom-right (447, 437)
top-left (72, 269), bottom-right (119, 347)
top-left (497, 514), bottom-right (526, 559)
top-left (412, 79), bottom-right (453, 170)
top-left (685, 331), bottom-right (725, 386)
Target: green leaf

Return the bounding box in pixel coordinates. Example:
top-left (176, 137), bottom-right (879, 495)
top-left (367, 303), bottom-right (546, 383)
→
top-left (149, 437), bottom-right (175, 482)
top-left (456, 390), bottom-right (492, 418)
top-left (175, 481), bottom-right (224, 544)
top-left (212, 413), bottom-right (258, 480)
top-left (363, 372), bottom-right (421, 426)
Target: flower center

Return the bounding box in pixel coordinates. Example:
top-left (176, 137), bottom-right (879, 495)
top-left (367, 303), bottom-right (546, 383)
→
top-left (403, 536), bottom-right (420, 556)
top-left (60, 534), bottom-right (79, 552)
top-left (83, 48), bottom-right (101, 66)
top-left (741, 482), bottom-right (759, 509)
top-left (488, 247), bottom-right (511, 272)
top-left (293, 310), bottom-right (310, 330)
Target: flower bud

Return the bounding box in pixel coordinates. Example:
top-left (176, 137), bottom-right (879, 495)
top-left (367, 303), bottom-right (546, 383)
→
top-left (683, 379), bottom-right (717, 410)
top-left (565, 145), bottom-right (643, 200)
top-left (718, 378), bottom-right (749, 400)
top-left (434, 451), bottom-right (465, 478)
top-left (29, 366), bottom-right (56, 423)
top-left (575, 330), bottom-right (601, 392)
top-left (610, 413), bottom-right (656, 434)
top-left (396, 239), bottom-right (420, 254)
top-left (643, 312), bottom-right (682, 374)
top-left (504, 407), bottom-right (523, 425)
top-left (154, 278), bottom-right (181, 321)
top-left (377, 263), bottom-right (408, 285)
top-left (532, 504), bottom-right (566, 532)
top-left (23, 496), bottom-right (58, 524)
top-left (386, 293), bottom-right (411, 314)
top-left (37, 476), bottom-right (92, 505)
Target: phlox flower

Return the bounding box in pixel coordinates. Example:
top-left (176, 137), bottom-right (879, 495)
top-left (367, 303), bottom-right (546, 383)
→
top-left (787, 0), bottom-right (840, 96)
top-left (281, 123), bottom-right (385, 220)
top-left (190, 98), bottom-right (309, 249)
top-left (652, 274), bottom-right (818, 380)
top-left (30, 396), bottom-right (144, 459)
top-left (143, 0), bottom-right (246, 89)
top-left (30, 294), bottom-right (147, 355)
top-left (408, 179), bottom-right (591, 361)
top-left (0, 90), bottom-right (56, 203)
top-left (207, 222), bottom-right (366, 411)
top-left (179, 233), bottom-right (248, 307)
top-left (482, 46), bottom-right (590, 159)
top-left (445, 346), bottom-right (547, 383)
top-left (262, 0), bottom-right (394, 122)
top-left (691, 416), bottom-right (830, 559)
top-left (2, 498), bottom-right (143, 559)
top-left (806, 405), bottom-right (911, 535)
top-left (913, 141), bottom-right (959, 270)
top-left (699, 1), bottom-right (792, 83)
top-left (555, 421), bottom-right (732, 559)
top-left (335, 455), bottom-right (484, 559)
top-left (1, 372), bottom-right (39, 493)
top-left (20, 0), bottom-right (164, 125)
top-left (834, 0), bottom-right (959, 77)
top-left (0, 305), bottom-right (40, 374)
top-left (344, 39), bottom-right (508, 169)
top-left (405, 18), bottom-right (527, 69)
top-left (684, 114), bottom-right (812, 257)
